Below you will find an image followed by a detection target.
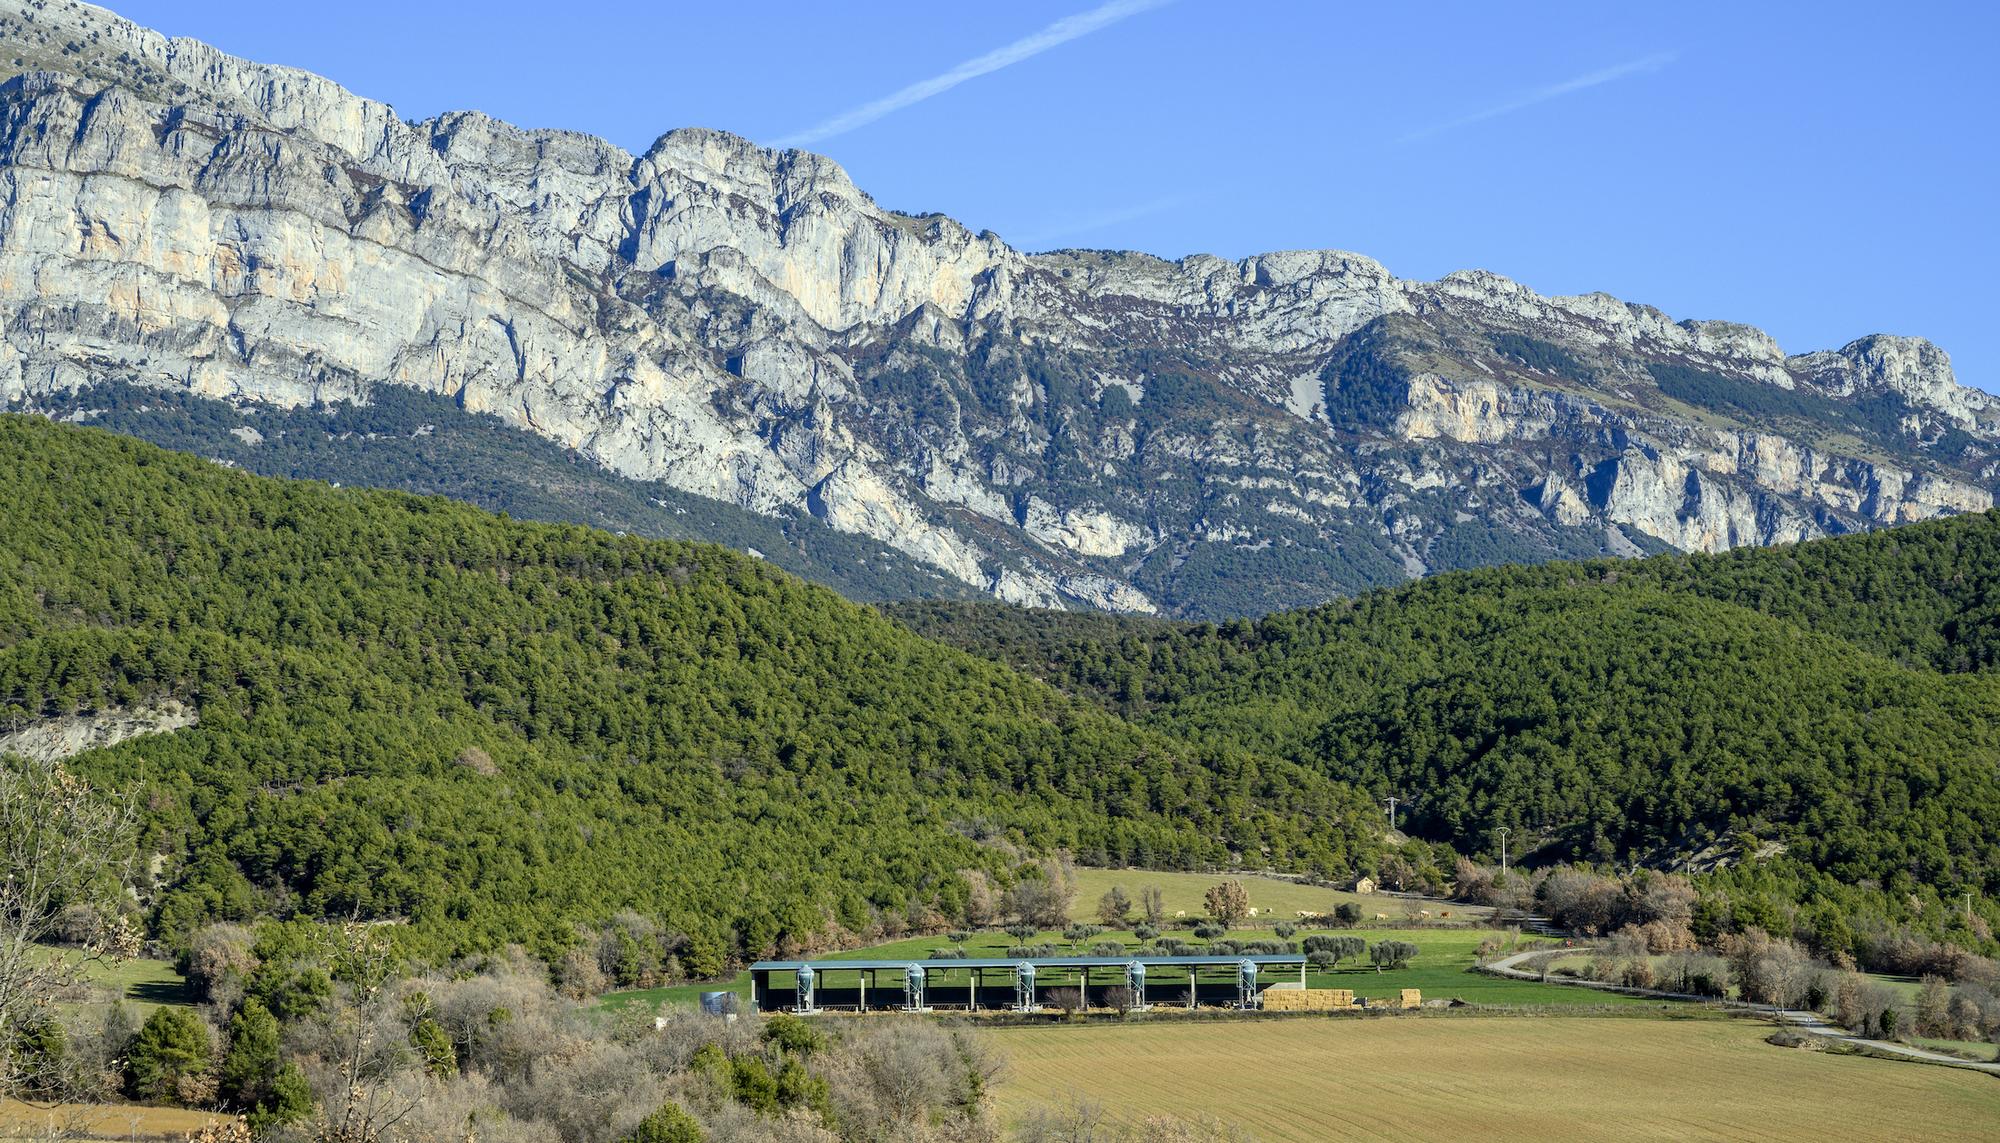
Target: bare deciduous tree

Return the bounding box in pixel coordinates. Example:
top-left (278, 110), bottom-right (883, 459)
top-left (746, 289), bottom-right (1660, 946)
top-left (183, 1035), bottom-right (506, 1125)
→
top-left (297, 925), bottom-right (427, 1143)
top-left (0, 754), bottom-right (136, 1102)
top-left (1003, 859), bottom-right (1077, 929)
top-left (1045, 987), bottom-right (1085, 1016)
top-left (1095, 887), bottom-right (1132, 928)
top-left (1103, 986), bottom-right (1136, 1015)
top-left (1203, 881), bottom-right (1249, 929)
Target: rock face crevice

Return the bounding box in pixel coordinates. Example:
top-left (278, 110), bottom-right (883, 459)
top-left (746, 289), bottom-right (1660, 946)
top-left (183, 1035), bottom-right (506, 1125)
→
top-left (0, 1), bottom-right (1991, 617)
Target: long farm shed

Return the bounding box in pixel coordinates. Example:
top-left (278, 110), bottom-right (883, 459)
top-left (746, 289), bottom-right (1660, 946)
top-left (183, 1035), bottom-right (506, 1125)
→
top-left (749, 954), bottom-right (1319, 1013)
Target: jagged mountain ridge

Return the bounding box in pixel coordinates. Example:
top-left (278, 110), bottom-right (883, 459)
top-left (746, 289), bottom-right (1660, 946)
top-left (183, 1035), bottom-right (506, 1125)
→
top-left (0, 0), bottom-right (1992, 617)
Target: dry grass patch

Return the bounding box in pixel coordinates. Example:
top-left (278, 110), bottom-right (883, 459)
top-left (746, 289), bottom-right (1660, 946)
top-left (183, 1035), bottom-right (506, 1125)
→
top-left (984, 1016), bottom-right (2000, 1142)
top-left (0, 1099), bottom-right (227, 1141)
top-left (1068, 867), bottom-right (1483, 926)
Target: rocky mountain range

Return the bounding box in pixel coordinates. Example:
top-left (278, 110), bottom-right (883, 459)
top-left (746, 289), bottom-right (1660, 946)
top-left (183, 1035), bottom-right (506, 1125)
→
top-left (1, 0), bottom-right (1993, 617)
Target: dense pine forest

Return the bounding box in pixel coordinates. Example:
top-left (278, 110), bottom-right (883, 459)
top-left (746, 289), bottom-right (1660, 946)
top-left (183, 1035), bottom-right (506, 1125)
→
top-left (894, 515), bottom-right (2000, 961)
top-left (9, 410), bottom-right (2000, 975)
top-left (30, 380), bottom-right (978, 604)
top-left (0, 416), bottom-right (1380, 964)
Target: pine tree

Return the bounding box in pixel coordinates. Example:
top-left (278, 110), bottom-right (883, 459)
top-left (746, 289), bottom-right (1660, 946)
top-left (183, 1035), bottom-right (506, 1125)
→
top-left (246, 1063), bottom-right (314, 1133)
top-left (627, 1102), bottom-right (705, 1143)
top-left (126, 1006), bottom-right (213, 1104)
top-left (218, 999), bottom-right (280, 1110)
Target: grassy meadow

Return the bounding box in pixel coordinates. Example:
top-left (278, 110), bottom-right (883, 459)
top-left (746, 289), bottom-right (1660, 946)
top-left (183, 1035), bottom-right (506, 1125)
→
top-left (77, 954), bottom-right (194, 1016)
top-left (1911, 1035), bottom-right (2000, 1061)
top-left (984, 1016), bottom-right (2000, 1142)
top-left (30, 947), bottom-right (196, 1021)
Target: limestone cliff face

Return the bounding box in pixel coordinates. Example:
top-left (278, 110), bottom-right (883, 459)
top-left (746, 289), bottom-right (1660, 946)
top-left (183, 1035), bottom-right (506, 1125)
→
top-left (0, 1), bottom-right (1992, 617)
top-left (0, 699), bottom-right (195, 763)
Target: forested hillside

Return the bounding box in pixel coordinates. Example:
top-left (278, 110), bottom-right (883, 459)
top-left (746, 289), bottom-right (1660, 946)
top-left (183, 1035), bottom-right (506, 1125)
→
top-left (0, 416), bottom-right (1380, 964)
top-left (894, 516), bottom-right (2000, 956)
top-left (30, 379), bottom-right (976, 604)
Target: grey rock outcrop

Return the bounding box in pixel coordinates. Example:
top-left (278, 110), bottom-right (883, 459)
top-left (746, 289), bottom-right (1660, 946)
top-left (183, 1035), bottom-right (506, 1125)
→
top-left (0, 0), bottom-right (1990, 616)
top-left (0, 699), bottom-right (196, 762)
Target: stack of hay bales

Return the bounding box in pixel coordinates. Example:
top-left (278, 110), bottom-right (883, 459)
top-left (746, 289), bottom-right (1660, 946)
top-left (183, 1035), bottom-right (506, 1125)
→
top-left (1262, 988), bottom-right (1357, 1012)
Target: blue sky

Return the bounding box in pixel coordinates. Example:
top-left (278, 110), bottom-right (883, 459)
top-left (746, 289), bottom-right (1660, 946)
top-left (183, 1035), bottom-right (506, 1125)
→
top-left (111, 1), bottom-right (1998, 388)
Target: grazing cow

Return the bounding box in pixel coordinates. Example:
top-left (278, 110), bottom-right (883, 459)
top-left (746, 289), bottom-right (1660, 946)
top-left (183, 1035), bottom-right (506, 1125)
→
top-left (1440, 911), bottom-right (1452, 919)
top-left (1375, 913), bottom-right (1389, 921)
top-left (1174, 910), bottom-right (1186, 918)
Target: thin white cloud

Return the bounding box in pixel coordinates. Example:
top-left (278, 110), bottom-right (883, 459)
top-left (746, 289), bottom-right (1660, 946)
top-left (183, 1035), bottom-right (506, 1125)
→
top-left (771, 0), bottom-right (1172, 149)
top-left (1399, 51), bottom-right (1678, 143)
top-left (1011, 192), bottom-right (1197, 249)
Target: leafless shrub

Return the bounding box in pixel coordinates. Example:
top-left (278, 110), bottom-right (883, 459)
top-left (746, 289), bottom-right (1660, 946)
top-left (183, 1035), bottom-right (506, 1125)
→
top-left (1014, 1096), bottom-right (1250, 1143)
top-left (1003, 857), bottom-right (1077, 929)
top-left (1620, 958), bottom-right (1656, 990)
top-left (556, 944), bottom-right (610, 999)
top-left (1630, 872), bottom-right (1697, 927)
top-left (382, 1071), bottom-right (560, 1143)
top-left (1602, 927), bottom-right (1650, 960)
top-left (1538, 869), bottom-right (1623, 936)
top-left (1723, 929), bottom-right (1814, 1007)
top-left (1014, 1094), bottom-right (1112, 1143)
top-left (500, 1038), bottom-right (667, 1143)
top-left (185, 922), bottom-right (259, 1003)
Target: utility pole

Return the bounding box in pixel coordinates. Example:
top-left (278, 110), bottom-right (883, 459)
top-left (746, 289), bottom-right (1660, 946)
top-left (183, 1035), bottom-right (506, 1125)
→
top-left (1384, 795), bottom-right (1402, 831)
top-left (1496, 826), bottom-right (1511, 876)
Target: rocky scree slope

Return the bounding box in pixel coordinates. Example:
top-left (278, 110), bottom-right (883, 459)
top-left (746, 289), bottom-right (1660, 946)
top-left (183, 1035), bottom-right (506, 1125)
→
top-left (0, 0), bottom-right (1992, 617)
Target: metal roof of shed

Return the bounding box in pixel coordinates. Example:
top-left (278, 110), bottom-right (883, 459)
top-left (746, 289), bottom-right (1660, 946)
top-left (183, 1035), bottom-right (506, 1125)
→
top-left (749, 954), bottom-right (1307, 971)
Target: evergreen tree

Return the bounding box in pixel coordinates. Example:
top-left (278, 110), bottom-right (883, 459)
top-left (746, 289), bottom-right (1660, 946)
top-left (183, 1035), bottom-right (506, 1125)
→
top-left (126, 1007), bottom-right (213, 1104)
top-left (627, 1102), bottom-right (705, 1143)
top-left (218, 999), bottom-right (280, 1110)
top-left (247, 1063), bottom-right (315, 1133)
